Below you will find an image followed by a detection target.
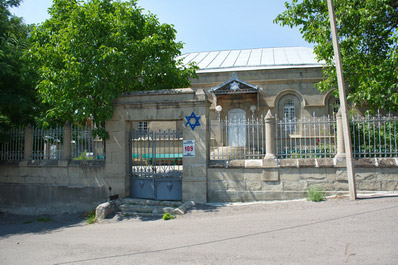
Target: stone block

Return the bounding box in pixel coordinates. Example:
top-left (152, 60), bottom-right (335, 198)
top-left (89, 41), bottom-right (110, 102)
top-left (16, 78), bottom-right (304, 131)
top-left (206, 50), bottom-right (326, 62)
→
top-left (298, 159), bottom-right (316, 168)
top-left (208, 191), bottom-right (241, 202)
top-left (243, 169), bottom-right (265, 181)
top-left (187, 165), bottom-right (207, 179)
top-left (182, 181), bottom-right (207, 194)
top-left (280, 168), bottom-right (301, 181)
top-left (245, 160), bottom-right (263, 168)
top-left (354, 158), bottom-right (376, 168)
top-left (316, 159), bottom-right (334, 168)
top-left (307, 182), bottom-right (334, 191)
top-left (227, 180), bottom-right (245, 191)
top-left (376, 168), bottom-right (398, 180)
top-left (223, 170), bottom-right (245, 182)
top-left (336, 170), bottom-right (347, 181)
top-left (357, 181), bottom-right (381, 191)
top-left (208, 181), bottom-right (228, 191)
top-left (207, 169), bottom-right (225, 181)
top-left (355, 171), bottom-right (376, 181)
top-left (262, 181), bottom-right (282, 191)
top-left (381, 181), bottom-right (398, 191)
top-left (246, 181), bottom-right (262, 191)
top-left (282, 181), bottom-right (307, 191)
top-left (262, 158), bottom-right (279, 168)
top-left (334, 181), bottom-right (348, 191)
top-left (334, 157), bottom-right (346, 168)
top-left (280, 159), bottom-right (298, 168)
top-left (228, 160), bottom-right (245, 168)
top-left (378, 158), bottom-right (397, 168)
top-left (262, 169), bottom-right (279, 181)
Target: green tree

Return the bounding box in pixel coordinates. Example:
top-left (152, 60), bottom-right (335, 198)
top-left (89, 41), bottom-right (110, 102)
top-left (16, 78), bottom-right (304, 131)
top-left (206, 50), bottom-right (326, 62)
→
top-left (275, 0), bottom-right (398, 112)
top-left (0, 0), bottom-right (37, 131)
top-left (26, 0), bottom-right (197, 137)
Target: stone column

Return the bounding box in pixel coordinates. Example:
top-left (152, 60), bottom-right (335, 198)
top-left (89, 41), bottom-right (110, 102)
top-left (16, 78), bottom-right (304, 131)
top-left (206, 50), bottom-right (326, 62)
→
top-left (63, 121), bottom-right (72, 160)
top-left (24, 124), bottom-right (33, 160)
top-left (263, 110), bottom-right (278, 167)
top-left (335, 110), bottom-right (345, 159)
top-left (264, 110), bottom-right (276, 159)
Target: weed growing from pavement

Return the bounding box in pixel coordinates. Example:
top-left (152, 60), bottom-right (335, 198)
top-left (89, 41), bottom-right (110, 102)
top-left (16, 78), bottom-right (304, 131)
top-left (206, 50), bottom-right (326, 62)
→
top-left (162, 212), bottom-right (176, 220)
top-left (85, 210), bottom-right (97, 224)
top-left (37, 216), bottom-right (52, 222)
top-left (306, 186), bottom-right (325, 202)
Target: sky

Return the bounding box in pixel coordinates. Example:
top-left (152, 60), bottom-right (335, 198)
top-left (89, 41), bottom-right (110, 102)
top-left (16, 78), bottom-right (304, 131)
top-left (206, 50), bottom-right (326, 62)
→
top-left (10, 0), bottom-right (312, 54)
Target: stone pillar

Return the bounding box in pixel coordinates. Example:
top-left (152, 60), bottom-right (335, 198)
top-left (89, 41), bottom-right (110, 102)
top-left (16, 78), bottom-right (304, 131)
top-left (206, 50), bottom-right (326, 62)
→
top-left (264, 110), bottom-right (276, 159)
top-left (335, 110), bottom-right (345, 159)
top-left (182, 91), bottom-right (210, 203)
top-left (263, 110), bottom-right (278, 167)
top-left (63, 121), bottom-right (72, 160)
top-left (24, 124), bottom-right (33, 160)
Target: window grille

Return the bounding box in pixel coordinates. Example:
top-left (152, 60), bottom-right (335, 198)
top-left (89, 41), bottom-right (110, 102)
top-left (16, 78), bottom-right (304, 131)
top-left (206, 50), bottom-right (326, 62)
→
top-left (138, 121), bottom-right (148, 132)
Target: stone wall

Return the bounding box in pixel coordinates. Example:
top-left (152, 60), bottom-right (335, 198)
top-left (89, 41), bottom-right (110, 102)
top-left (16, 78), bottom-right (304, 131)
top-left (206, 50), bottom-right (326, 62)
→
top-left (208, 158), bottom-right (398, 202)
top-left (0, 160), bottom-right (107, 213)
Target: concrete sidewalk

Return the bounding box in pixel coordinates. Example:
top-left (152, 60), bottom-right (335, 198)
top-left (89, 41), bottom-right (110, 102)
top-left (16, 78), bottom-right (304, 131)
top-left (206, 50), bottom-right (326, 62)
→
top-left (1, 194), bottom-right (397, 264)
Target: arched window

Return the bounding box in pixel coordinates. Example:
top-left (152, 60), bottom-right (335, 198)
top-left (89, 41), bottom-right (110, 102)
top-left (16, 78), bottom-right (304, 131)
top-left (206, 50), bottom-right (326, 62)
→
top-left (283, 100), bottom-right (296, 132)
top-left (283, 100), bottom-right (295, 120)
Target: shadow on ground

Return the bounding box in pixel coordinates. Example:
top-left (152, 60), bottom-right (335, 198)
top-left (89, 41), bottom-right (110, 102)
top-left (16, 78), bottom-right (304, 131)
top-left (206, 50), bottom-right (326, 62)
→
top-left (0, 211), bottom-right (86, 238)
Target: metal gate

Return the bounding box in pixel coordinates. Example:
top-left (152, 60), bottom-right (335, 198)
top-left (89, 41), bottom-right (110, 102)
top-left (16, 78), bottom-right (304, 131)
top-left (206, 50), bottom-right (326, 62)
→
top-left (129, 129), bottom-right (183, 201)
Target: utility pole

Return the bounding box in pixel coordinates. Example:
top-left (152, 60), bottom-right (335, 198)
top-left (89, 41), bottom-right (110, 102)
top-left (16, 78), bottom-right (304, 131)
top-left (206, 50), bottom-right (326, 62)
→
top-left (327, 0), bottom-right (357, 200)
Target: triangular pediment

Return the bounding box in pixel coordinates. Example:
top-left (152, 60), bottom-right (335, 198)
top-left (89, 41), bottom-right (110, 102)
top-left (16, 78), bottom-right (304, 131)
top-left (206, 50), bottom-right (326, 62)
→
top-left (210, 73), bottom-right (259, 95)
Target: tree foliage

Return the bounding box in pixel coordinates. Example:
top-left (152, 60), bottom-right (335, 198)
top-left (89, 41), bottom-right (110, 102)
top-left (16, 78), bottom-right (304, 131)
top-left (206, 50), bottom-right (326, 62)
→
top-left (0, 0), bottom-right (37, 130)
top-left (275, 0), bottom-right (398, 112)
top-left (26, 0), bottom-right (197, 137)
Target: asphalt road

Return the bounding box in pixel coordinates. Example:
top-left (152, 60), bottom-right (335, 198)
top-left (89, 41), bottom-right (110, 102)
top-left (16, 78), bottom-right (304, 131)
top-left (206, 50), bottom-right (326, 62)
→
top-left (1, 194), bottom-right (397, 265)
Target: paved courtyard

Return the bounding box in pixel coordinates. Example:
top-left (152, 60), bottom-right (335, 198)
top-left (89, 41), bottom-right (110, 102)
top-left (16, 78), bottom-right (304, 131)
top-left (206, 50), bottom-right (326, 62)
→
top-left (1, 194), bottom-right (397, 265)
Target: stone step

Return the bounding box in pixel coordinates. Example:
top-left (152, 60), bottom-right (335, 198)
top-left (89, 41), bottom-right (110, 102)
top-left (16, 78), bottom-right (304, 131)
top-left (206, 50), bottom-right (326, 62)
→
top-left (121, 212), bottom-right (164, 219)
top-left (123, 198), bottom-right (183, 208)
top-left (119, 204), bottom-right (176, 214)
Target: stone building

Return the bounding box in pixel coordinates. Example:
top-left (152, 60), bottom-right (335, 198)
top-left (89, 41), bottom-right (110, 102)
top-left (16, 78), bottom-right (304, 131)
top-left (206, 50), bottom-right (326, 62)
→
top-left (136, 47), bottom-right (338, 131)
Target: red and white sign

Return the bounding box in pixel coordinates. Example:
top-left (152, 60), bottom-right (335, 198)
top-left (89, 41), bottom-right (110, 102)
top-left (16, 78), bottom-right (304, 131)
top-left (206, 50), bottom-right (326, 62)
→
top-left (183, 140), bottom-right (195, 157)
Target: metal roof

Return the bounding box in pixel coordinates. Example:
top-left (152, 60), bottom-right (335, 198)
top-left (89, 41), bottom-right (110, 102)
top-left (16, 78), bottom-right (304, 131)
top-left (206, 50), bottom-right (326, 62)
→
top-left (177, 47), bottom-right (322, 73)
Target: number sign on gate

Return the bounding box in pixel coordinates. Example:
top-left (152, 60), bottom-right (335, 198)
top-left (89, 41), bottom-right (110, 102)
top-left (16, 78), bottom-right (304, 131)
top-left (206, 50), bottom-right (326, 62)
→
top-left (183, 140), bottom-right (195, 157)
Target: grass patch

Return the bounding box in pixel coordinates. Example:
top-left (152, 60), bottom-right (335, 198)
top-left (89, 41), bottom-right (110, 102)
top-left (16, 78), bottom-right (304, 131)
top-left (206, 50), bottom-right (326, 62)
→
top-left (37, 216), bottom-right (52, 222)
top-left (84, 210), bottom-right (97, 224)
top-left (162, 212), bottom-right (176, 220)
top-left (306, 186), bottom-right (325, 202)
top-left (23, 220), bottom-right (33, 224)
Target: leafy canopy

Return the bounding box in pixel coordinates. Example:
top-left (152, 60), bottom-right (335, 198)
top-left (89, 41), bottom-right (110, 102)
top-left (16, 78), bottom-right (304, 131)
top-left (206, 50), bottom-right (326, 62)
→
top-left (275, 0), bottom-right (398, 112)
top-left (0, 0), bottom-right (37, 130)
top-left (27, 0), bottom-right (197, 137)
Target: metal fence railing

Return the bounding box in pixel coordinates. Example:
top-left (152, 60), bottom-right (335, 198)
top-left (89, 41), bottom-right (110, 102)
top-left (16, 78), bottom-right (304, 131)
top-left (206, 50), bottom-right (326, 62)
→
top-left (276, 115), bottom-right (337, 159)
top-left (351, 113), bottom-right (398, 158)
top-left (32, 126), bottom-right (63, 160)
top-left (130, 129), bottom-right (183, 177)
top-left (210, 117), bottom-right (265, 160)
top-left (0, 127), bottom-right (24, 161)
top-left (72, 125), bottom-right (105, 160)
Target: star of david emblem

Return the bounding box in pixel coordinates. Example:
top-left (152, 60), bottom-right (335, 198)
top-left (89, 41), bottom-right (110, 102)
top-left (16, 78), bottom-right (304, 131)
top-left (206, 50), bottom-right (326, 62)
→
top-left (230, 81), bottom-right (240, 91)
top-left (185, 112), bottom-right (201, 130)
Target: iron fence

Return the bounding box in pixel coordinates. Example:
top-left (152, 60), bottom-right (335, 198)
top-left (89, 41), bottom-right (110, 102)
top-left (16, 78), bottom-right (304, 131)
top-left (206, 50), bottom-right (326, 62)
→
top-left (72, 125), bottom-right (105, 160)
top-left (32, 126), bottom-right (63, 160)
top-left (351, 113), bottom-right (398, 158)
top-left (276, 115), bottom-right (337, 159)
top-left (0, 127), bottom-right (24, 160)
top-left (210, 117), bottom-right (265, 160)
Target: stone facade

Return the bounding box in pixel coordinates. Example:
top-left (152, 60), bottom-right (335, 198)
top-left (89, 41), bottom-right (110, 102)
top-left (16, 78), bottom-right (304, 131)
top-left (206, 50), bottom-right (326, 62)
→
top-left (207, 158), bottom-right (398, 202)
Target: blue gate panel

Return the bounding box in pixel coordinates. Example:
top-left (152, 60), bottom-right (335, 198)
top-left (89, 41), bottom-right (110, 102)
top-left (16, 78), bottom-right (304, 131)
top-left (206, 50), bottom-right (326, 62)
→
top-left (131, 177), bottom-right (155, 199)
top-left (156, 179), bottom-right (182, 201)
